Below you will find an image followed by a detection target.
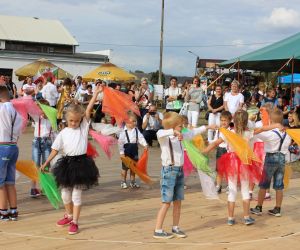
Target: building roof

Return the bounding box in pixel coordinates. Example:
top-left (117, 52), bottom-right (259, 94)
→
top-left (0, 15), bottom-right (78, 46)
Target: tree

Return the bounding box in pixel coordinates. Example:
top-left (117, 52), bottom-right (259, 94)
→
top-left (134, 70), bottom-right (144, 73)
top-left (150, 70), bottom-right (165, 85)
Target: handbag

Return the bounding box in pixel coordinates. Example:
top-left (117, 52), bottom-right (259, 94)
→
top-left (179, 103), bottom-right (189, 116)
top-left (173, 100), bottom-right (183, 110)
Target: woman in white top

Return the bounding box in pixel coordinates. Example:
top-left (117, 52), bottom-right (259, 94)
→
top-left (164, 77), bottom-right (182, 113)
top-left (224, 80), bottom-right (244, 116)
top-left (21, 77), bottom-right (36, 97)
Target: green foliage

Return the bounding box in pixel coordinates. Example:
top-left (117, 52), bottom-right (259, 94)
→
top-left (150, 70), bottom-right (165, 85)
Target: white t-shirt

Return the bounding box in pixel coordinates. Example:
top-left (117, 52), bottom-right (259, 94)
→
top-left (0, 102), bottom-right (22, 142)
top-left (32, 116), bottom-right (52, 138)
top-left (254, 129), bottom-right (291, 154)
top-left (157, 126), bottom-right (206, 166)
top-left (52, 118), bottom-right (90, 156)
top-left (42, 82), bottom-right (59, 106)
top-left (142, 112), bottom-right (163, 131)
top-left (164, 87), bottom-right (182, 110)
top-left (224, 92), bottom-right (244, 115)
top-left (22, 83), bottom-right (36, 96)
top-left (213, 128), bottom-right (231, 148)
top-left (118, 126), bottom-right (148, 154)
top-left (75, 88), bottom-right (88, 103)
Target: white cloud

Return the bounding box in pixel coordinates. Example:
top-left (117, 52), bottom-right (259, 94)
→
top-left (232, 39), bottom-right (244, 48)
top-left (262, 7), bottom-right (300, 29)
top-left (143, 18), bottom-right (154, 25)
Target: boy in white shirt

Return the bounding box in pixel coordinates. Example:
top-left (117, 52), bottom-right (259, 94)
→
top-left (251, 109), bottom-right (291, 217)
top-left (214, 111), bottom-right (232, 193)
top-left (0, 86), bottom-right (22, 221)
top-left (118, 113), bottom-right (148, 189)
top-left (30, 99), bottom-right (54, 198)
top-left (153, 112), bottom-right (214, 239)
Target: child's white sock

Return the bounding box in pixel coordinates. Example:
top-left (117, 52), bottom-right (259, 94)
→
top-left (228, 217), bottom-right (234, 220)
top-left (266, 192), bottom-right (270, 197)
top-left (67, 214), bottom-right (73, 219)
top-left (172, 226), bottom-right (179, 231)
top-left (244, 216), bottom-right (250, 219)
top-left (155, 229), bottom-right (163, 233)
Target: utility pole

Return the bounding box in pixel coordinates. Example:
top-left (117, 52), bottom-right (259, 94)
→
top-left (158, 0), bottom-right (165, 86)
top-left (188, 50), bottom-right (200, 76)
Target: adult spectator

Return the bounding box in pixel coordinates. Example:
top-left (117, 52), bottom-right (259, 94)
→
top-left (75, 81), bottom-right (88, 103)
top-left (93, 80), bottom-right (106, 123)
top-left (76, 76), bottom-right (83, 90)
top-left (21, 77), bottom-right (36, 97)
top-left (142, 105), bottom-right (163, 146)
top-left (70, 82), bottom-right (77, 99)
top-left (293, 87), bottom-right (300, 109)
top-left (261, 87), bottom-right (278, 107)
top-left (224, 80), bottom-right (244, 115)
top-left (185, 76), bottom-right (203, 127)
top-left (125, 81), bottom-right (137, 102)
top-left (42, 77), bottom-right (58, 108)
top-left (164, 76), bottom-right (182, 113)
top-left (34, 79), bottom-right (44, 100)
top-left (135, 78), bottom-right (152, 131)
top-left (5, 76), bottom-right (17, 99)
top-left (242, 86), bottom-right (252, 105)
top-left (207, 84), bottom-right (224, 142)
top-left (0, 75), bottom-right (5, 85)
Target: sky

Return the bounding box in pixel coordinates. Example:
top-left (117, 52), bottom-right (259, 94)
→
top-left (1, 0), bottom-right (300, 76)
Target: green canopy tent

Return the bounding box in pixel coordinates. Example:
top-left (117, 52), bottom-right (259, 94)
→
top-left (219, 32), bottom-right (300, 72)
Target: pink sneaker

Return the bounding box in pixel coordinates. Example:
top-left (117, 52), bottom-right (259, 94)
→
top-left (56, 215), bottom-right (72, 227)
top-left (68, 222), bottom-right (79, 235)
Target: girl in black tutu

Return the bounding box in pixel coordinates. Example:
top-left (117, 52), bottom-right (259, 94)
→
top-left (41, 85), bottom-right (102, 235)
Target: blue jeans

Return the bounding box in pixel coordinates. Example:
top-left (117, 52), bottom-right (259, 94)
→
top-left (160, 166), bottom-right (184, 203)
top-left (0, 145), bottom-right (19, 186)
top-left (32, 137), bottom-right (52, 167)
top-left (259, 152), bottom-right (285, 190)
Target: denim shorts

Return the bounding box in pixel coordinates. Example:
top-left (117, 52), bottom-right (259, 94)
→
top-left (259, 152), bottom-right (285, 190)
top-left (0, 145), bottom-right (19, 186)
top-left (160, 166), bottom-right (184, 203)
top-left (32, 137), bottom-right (52, 167)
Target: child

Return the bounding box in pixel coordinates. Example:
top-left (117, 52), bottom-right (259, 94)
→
top-left (214, 111), bottom-right (232, 193)
top-left (118, 113), bottom-right (148, 189)
top-left (30, 99), bottom-right (53, 198)
top-left (250, 109), bottom-right (291, 217)
top-left (41, 85), bottom-right (102, 235)
top-left (202, 110), bottom-right (281, 226)
top-left (0, 86), bottom-right (22, 221)
top-left (249, 103), bottom-right (274, 200)
top-left (153, 112), bottom-right (215, 239)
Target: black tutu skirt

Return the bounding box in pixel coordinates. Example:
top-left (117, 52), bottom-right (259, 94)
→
top-left (53, 154), bottom-right (99, 189)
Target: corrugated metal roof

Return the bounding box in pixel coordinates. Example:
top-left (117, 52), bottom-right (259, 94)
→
top-left (0, 15), bottom-right (78, 46)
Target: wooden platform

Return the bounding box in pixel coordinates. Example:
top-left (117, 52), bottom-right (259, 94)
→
top-left (1, 128), bottom-right (300, 250)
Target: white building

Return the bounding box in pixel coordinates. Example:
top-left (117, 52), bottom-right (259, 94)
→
top-left (0, 15), bottom-right (109, 86)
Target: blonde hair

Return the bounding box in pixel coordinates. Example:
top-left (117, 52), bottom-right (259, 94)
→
top-left (288, 112), bottom-right (300, 127)
top-left (65, 103), bottom-right (85, 119)
top-left (233, 110), bottom-right (248, 136)
top-left (270, 108), bottom-right (283, 124)
top-left (127, 112), bottom-right (137, 121)
top-left (231, 80), bottom-right (240, 88)
top-left (162, 112), bottom-right (183, 129)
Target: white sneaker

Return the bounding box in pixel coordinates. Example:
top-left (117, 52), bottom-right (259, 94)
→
top-left (121, 182), bottom-right (128, 189)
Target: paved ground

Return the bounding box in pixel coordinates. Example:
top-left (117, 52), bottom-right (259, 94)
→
top-left (1, 127), bottom-right (300, 250)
